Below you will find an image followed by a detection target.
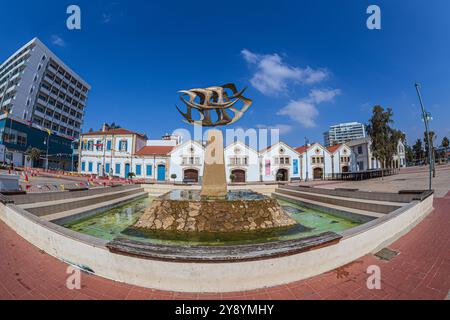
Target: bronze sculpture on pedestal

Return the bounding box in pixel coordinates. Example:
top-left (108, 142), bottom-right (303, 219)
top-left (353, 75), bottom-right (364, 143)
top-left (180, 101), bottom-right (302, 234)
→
top-left (176, 84), bottom-right (252, 198)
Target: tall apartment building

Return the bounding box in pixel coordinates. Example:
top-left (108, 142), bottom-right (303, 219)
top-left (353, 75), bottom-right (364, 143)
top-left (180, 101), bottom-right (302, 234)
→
top-left (323, 122), bottom-right (366, 147)
top-left (0, 38), bottom-right (91, 139)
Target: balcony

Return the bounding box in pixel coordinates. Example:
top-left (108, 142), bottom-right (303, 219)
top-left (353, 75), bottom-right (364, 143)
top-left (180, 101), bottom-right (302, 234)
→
top-left (5, 85), bottom-right (16, 95)
top-left (48, 65), bottom-right (58, 74)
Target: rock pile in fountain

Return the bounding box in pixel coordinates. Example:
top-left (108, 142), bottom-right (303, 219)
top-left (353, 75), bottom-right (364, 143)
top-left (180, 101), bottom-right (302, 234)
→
top-left (134, 192), bottom-right (297, 233)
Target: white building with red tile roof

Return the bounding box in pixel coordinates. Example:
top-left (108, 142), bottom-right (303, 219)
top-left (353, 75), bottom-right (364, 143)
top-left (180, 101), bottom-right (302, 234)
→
top-left (259, 142), bottom-right (301, 182)
top-left (326, 143), bottom-right (352, 176)
top-left (295, 143), bottom-right (332, 181)
top-left (79, 126), bottom-right (363, 182)
top-left (168, 140), bottom-right (205, 183)
top-left (225, 141), bottom-right (260, 183)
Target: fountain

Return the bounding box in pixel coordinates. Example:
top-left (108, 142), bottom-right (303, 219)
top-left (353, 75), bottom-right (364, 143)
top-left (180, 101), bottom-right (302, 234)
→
top-left (134, 84), bottom-right (297, 233)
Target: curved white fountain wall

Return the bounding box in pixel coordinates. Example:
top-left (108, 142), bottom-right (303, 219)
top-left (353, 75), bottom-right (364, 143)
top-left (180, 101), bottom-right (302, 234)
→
top-left (0, 195), bottom-right (433, 293)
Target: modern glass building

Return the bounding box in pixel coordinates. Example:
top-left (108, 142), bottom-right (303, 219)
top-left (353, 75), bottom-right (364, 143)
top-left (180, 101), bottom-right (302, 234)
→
top-left (0, 115), bottom-right (76, 170)
top-left (323, 122), bottom-right (366, 147)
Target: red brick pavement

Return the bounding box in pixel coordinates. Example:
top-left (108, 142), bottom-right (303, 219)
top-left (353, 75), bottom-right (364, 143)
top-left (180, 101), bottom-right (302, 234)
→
top-left (0, 192), bottom-right (449, 300)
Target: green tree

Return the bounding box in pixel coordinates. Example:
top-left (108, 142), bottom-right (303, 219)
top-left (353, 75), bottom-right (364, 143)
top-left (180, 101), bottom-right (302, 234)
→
top-left (170, 173), bottom-right (177, 183)
top-left (412, 139), bottom-right (424, 163)
top-left (109, 122), bottom-right (121, 129)
top-left (440, 136), bottom-right (449, 160)
top-left (405, 144), bottom-right (414, 164)
top-left (423, 131), bottom-right (436, 164)
top-left (366, 105), bottom-right (399, 176)
top-left (386, 129), bottom-right (404, 168)
top-left (25, 147), bottom-right (43, 167)
top-left (442, 136), bottom-right (450, 149)
top-left (424, 131), bottom-right (437, 177)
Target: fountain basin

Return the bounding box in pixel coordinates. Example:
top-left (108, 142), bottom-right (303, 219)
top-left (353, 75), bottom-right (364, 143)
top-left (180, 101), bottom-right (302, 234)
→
top-left (134, 190), bottom-right (297, 233)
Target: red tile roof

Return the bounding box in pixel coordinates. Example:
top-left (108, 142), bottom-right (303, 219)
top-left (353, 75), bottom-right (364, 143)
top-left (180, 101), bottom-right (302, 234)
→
top-left (135, 146), bottom-right (174, 156)
top-left (82, 128), bottom-right (147, 138)
top-left (326, 144), bottom-right (343, 153)
top-left (295, 146), bottom-right (308, 154)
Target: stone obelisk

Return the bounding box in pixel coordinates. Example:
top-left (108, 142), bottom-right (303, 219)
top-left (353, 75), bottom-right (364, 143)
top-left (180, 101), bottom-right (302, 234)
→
top-left (201, 129), bottom-right (227, 199)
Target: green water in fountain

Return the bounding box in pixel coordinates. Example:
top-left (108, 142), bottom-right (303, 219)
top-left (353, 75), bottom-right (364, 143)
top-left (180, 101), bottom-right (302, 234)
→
top-left (63, 196), bottom-right (361, 246)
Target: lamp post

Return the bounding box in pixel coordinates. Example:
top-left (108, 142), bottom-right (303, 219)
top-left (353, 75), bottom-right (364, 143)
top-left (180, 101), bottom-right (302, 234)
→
top-left (71, 139), bottom-right (78, 172)
top-left (44, 132), bottom-right (50, 171)
top-left (415, 83), bottom-right (433, 191)
top-left (305, 137), bottom-right (309, 181)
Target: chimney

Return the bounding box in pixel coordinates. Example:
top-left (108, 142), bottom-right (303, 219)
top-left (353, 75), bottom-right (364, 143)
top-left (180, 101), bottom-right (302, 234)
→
top-left (102, 123), bottom-right (110, 132)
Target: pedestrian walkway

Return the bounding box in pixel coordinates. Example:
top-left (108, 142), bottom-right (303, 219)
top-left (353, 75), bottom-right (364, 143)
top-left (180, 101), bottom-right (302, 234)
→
top-left (0, 192), bottom-right (449, 300)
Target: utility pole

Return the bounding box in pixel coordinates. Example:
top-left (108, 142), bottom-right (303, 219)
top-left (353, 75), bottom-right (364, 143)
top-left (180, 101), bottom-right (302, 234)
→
top-left (415, 83), bottom-right (433, 191)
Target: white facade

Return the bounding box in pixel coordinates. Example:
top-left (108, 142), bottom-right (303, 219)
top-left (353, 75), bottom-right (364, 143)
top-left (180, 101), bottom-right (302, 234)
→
top-left (260, 142), bottom-right (301, 182)
top-left (327, 144), bottom-right (352, 176)
top-left (225, 141), bottom-right (260, 183)
top-left (78, 128), bottom-right (368, 182)
top-left (348, 137), bottom-right (406, 171)
top-left (79, 128), bottom-right (147, 177)
top-left (169, 140), bottom-right (204, 183)
top-left (296, 143), bottom-right (333, 180)
top-left (394, 140), bottom-right (407, 168)
top-left (0, 38), bottom-right (91, 139)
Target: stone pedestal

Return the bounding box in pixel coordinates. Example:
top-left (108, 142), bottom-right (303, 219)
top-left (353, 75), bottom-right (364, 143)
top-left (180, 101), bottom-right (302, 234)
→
top-left (201, 129), bottom-right (227, 199)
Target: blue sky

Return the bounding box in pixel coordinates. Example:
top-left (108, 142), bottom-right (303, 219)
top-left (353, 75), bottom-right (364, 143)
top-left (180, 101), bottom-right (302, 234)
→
top-left (1, 0), bottom-right (449, 147)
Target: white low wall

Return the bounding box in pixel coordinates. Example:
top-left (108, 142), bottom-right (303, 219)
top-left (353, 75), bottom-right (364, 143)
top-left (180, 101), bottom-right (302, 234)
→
top-left (0, 173), bottom-right (20, 192)
top-left (0, 194), bottom-right (433, 293)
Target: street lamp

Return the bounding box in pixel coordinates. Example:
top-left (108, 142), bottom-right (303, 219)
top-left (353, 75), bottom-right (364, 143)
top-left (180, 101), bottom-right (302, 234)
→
top-left (71, 139), bottom-right (79, 172)
top-left (305, 137), bottom-right (309, 181)
top-left (415, 83), bottom-right (433, 191)
top-left (43, 132), bottom-right (51, 171)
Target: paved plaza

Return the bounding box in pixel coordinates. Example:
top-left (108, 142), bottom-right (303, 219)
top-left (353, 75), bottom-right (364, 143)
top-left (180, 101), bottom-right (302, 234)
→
top-left (299, 164), bottom-right (450, 198)
top-left (0, 166), bottom-right (449, 300)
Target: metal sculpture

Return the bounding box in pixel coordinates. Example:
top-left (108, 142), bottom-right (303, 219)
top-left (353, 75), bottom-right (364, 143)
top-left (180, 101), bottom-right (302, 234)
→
top-left (176, 83), bottom-right (252, 127)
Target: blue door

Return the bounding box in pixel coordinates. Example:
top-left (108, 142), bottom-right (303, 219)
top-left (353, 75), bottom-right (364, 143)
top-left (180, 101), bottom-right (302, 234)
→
top-left (125, 163), bottom-right (130, 178)
top-left (157, 165), bottom-right (166, 181)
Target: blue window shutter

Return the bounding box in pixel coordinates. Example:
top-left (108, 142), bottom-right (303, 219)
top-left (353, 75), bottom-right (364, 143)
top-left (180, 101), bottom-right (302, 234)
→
top-left (107, 140), bottom-right (111, 150)
top-left (136, 165), bottom-right (142, 175)
top-left (146, 165), bottom-right (152, 176)
top-left (81, 162), bottom-right (85, 171)
top-left (105, 163), bottom-right (110, 174)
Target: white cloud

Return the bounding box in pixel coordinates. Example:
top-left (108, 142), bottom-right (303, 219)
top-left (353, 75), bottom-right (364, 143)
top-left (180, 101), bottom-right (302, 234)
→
top-left (241, 49), bottom-right (329, 95)
top-left (277, 89), bottom-right (341, 128)
top-left (51, 35), bottom-right (65, 47)
top-left (255, 124), bottom-right (293, 135)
